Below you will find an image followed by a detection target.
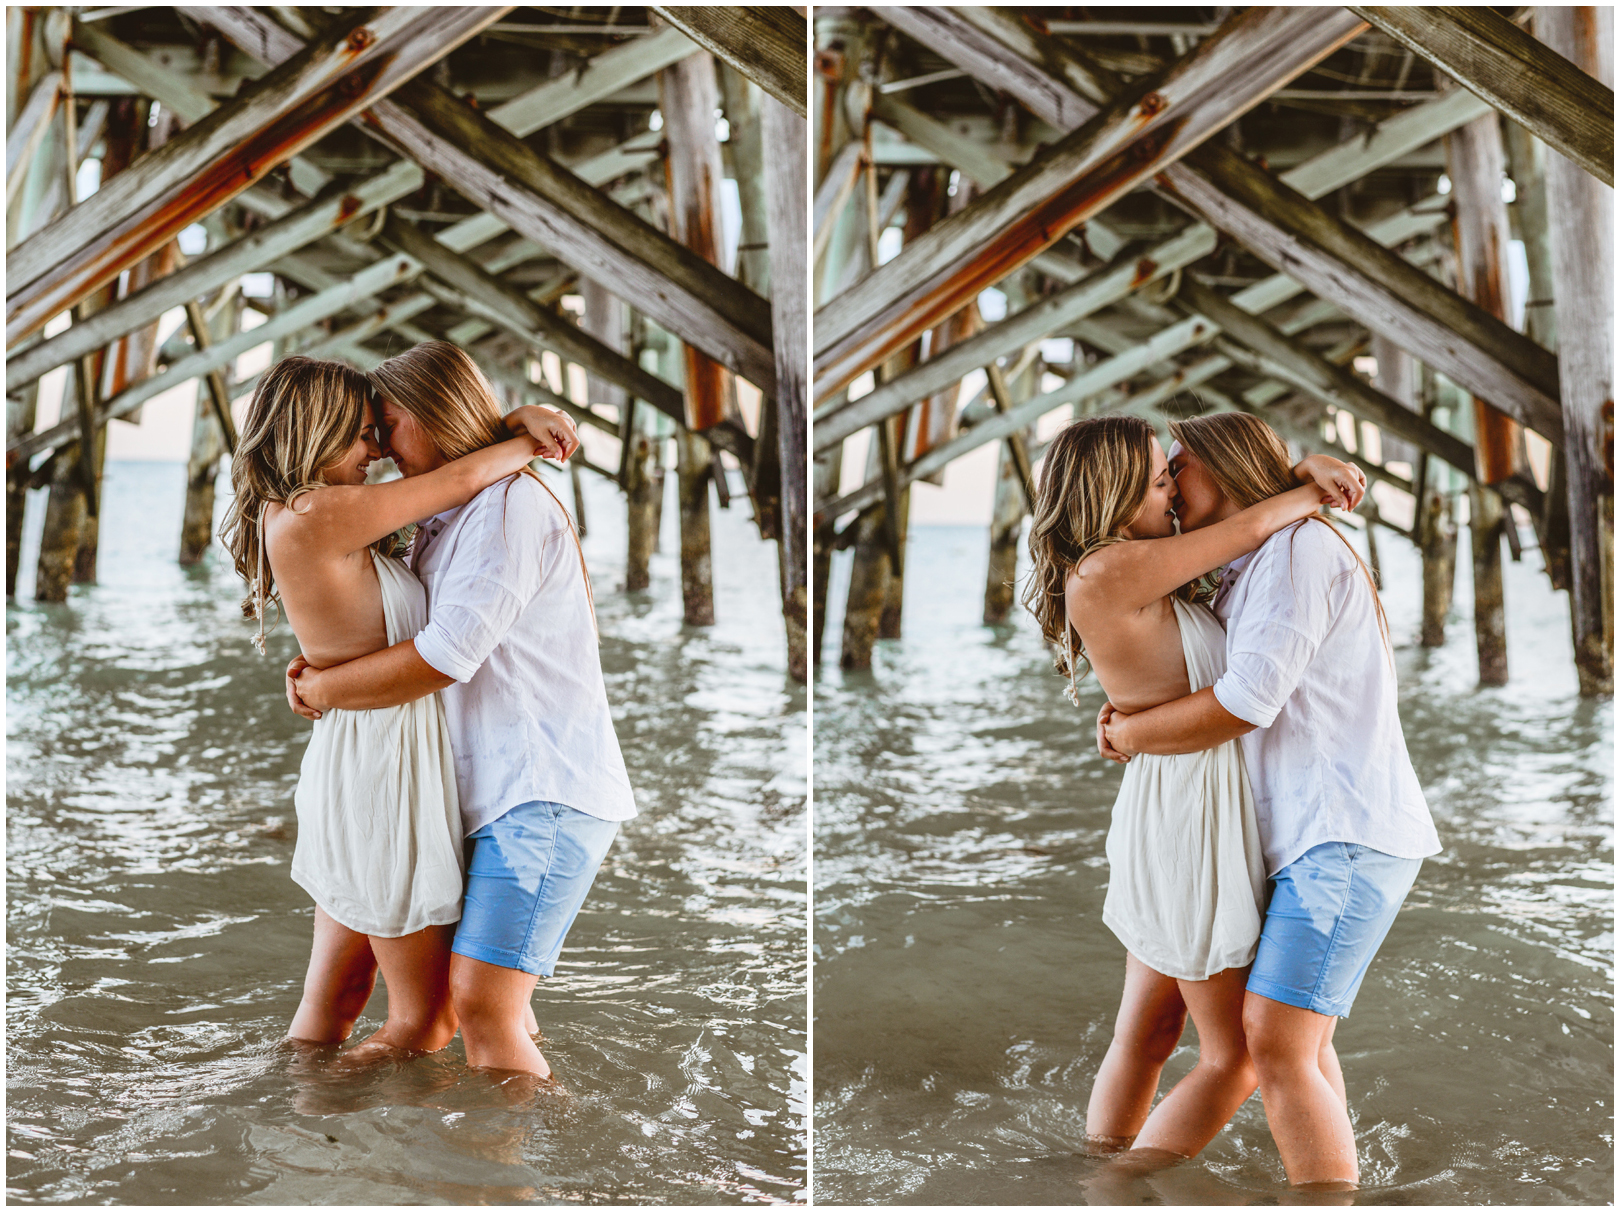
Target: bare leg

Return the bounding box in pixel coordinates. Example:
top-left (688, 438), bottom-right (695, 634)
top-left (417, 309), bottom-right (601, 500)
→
top-left (1243, 992), bottom-right (1358, 1187)
top-left (1317, 1019), bottom-right (1346, 1105)
top-left (288, 907), bottom-right (378, 1044)
top-left (341, 923), bottom-right (460, 1063)
top-left (1131, 966), bottom-right (1258, 1158)
top-left (451, 953), bottom-right (550, 1078)
top-left (1085, 954), bottom-right (1188, 1145)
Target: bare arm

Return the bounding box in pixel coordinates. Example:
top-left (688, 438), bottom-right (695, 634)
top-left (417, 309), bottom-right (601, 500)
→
top-left (1102, 686), bottom-right (1255, 757)
top-left (281, 435), bottom-right (549, 559)
top-left (288, 640), bottom-right (452, 717)
top-left (503, 403), bottom-right (579, 461)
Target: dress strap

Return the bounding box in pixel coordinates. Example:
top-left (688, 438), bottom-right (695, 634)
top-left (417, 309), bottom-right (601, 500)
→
top-left (1063, 620), bottom-right (1081, 708)
top-left (251, 501), bottom-right (270, 656)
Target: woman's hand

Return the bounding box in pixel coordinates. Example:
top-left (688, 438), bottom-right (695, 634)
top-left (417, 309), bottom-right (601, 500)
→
top-left (1101, 706), bottom-right (1140, 760)
top-left (504, 404), bottom-right (579, 462)
top-left (1097, 701), bottom-right (1131, 764)
top-left (286, 655), bottom-right (320, 720)
top-left (1295, 453), bottom-right (1366, 511)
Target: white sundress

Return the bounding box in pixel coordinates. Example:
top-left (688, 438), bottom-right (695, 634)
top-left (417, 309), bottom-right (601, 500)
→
top-left (287, 552), bottom-right (465, 938)
top-left (1098, 597), bottom-right (1268, 981)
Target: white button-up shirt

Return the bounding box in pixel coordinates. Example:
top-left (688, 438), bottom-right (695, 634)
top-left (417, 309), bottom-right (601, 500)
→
top-left (410, 473), bottom-right (638, 833)
top-left (1211, 521), bottom-right (1440, 876)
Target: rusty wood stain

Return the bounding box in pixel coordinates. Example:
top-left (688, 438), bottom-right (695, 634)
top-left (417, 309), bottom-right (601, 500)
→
top-left (1131, 257), bottom-right (1158, 288)
top-left (336, 193), bottom-right (363, 223)
top-left (11, 58), bottom-right (393, 343)
top-left (832, 121), bottom-right (1186, 385)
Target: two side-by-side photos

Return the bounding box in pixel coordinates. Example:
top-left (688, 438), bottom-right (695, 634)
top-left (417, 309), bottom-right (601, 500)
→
top-left (4, 5), bottom-right (1612, 1207)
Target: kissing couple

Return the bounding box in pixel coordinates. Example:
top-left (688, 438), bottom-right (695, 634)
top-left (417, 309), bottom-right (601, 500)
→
top-left (1025, 412), bottom-right (1440, 1188)
top-left (222, 340), bottom-right (637, 1080)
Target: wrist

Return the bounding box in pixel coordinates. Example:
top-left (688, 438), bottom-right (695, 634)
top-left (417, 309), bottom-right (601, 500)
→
top-left (301, 668), bottom-right (332, 711)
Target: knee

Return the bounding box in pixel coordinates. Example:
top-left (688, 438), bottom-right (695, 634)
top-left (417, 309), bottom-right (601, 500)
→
top-left (450, 973), bottom-right (508, 1034)
top-left (308, 966), bottom-right (376, 1026)
top-left (1242, 1013), bottom-right (1306, 1081)
top-left (1116, 1007), bottom-right (1187, 1065)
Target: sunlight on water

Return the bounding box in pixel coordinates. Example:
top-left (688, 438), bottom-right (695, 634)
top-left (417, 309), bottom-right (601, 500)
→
top-left (8, 462), bottom-right (807, 1205)
top-left (814, 522), bottom-right (1610, 1205)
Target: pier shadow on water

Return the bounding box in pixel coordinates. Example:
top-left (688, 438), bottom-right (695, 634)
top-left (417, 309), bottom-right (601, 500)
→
top-left (814, 523), bottom-right (1611, 1205)
top-left (7, 461), bottom-right (807, 1205)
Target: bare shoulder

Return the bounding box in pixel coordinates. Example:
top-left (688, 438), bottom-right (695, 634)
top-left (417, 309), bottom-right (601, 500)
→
top-left (1070, 540), bottom-right (1140, 603)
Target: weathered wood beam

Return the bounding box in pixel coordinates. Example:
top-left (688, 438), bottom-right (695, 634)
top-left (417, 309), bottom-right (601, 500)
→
top-left (1540, 6), bottom-right (1613, 696)
top-left (11, 252), bottom-right (422, 464)
top-left (1164, 140), bottom-right (1565, 448)
top-left (650, 7), bottom-right (806, 117)
top-left (764, 93), bottom-right (809, 682)
top-left (6, 8), bottom-right (508, 345)
top-left (816, 202), bottom-right (1456, 523)
top-left (1350, 6), bottom-right (1613, 187)
top-left (812, 6), bottom-right (1367, 401)
top-left (812, 140), bottom-right (864, 262)
top-left (373, 212), bottom-right (752, 463)
top-left (1181, 276), bottom-right (1543, 517)
top-left (6, 69), bottom-right (61, 210)
top-left (814, 224), bottom-right (1216, 452)
top-left (878, 4), bottom-right (1563, 453)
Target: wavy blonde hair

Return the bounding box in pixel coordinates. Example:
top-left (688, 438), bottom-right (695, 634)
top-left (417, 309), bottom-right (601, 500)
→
top-left (219, 355), bottom-right (383, 652)
top-left (1167, 412), bottom-right (1387, 645)
top-left (1022, 415), bottom-right (1204, 685)
top-left (368, 341), bottom-right (594, 619)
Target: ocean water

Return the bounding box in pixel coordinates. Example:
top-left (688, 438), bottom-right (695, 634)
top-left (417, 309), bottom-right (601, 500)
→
top-left (7, 460), bottom-right (807, 1204)
top-left (814, 520), bottom-right (1611, 1205)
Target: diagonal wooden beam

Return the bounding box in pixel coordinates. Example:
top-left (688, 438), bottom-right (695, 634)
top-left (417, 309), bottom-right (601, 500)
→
top-left (879, 5), bottom-right (1565, 456)
top-left (8, 22), bottom-right (671, 393)
top-left (5, 7), bottom-right (509, 345)
top-left (650, 7), bottom-right (806, 117)
top-left (811, 6), bottom-right (1367, 402)
top-left (195, 7), bottom-right (776, 399)
top-left (1350, 6), bottom-right (1612, 187)
top-left (10, 251), bottom-right (423, 466)
top-left (6, 69), bottom-right (61, 211)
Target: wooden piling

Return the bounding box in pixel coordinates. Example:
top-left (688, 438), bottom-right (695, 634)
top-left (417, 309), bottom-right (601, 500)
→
top-left (7, 381), bottom-right (39, 598)
top-left (984, 282), bottom-right (1037, 625)
top-left (1419, 483), bottom-right (1458, 647)
top-left (35, 369), bottom-right (85, 603)
top-left (1538, 6), bottom-right (1614, 697)
top-left (840, 503), bottom-right (891, 671)
top-left (1446, 112), bottom-right (1519, 685)
top-left (1468, 484), bottom-right (1509, 686)
top-left (179, 294), bottom-right (242, 565)
top-left (676, 428), bottom-right (715, 625)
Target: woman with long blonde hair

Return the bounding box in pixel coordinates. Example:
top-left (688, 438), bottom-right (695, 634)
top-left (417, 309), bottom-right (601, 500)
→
top-left (222, 354), bottom-right (578, 1061)
top-left (1097, 412), bottom-right (1439, 1189)
top-left (1022, 413), bottom-right (1365, 1164)
top-left (284, 342), bottom-right (638, 1082)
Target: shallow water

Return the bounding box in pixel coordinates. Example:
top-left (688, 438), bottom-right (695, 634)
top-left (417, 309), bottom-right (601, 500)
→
top-left (8, 461), bottom-right (807, 1205)
top-left (814, 522), bottom-right (1611, 1205)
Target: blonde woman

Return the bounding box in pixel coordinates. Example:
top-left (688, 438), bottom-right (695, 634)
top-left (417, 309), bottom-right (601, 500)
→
top-left (285, 342), bottom-right (638, 1081)
top-left (1098, 413), bottom-right (1440, 1188)
top-left (1023, 415), bottom-right (1365, 1163)
top-left (221, 355), bottom-right (579, 1061)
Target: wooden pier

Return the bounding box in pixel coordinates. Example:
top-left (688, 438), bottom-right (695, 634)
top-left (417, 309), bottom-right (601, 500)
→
top-left (810, 5), bottom-right (1612, 694)
top-left (6, 5), bottom-right (809, 682)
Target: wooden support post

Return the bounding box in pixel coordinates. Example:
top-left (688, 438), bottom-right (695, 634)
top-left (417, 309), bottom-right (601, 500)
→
top-left (985, 350), bottom-right (1037, 625)
top-left (1468, 483), bottom-right (1509, 684)
top-left (763, 94), bottom-right (809, 681)
top-left (659, 51), bottom-right (729, 627)
top-left (811, 445), bottom-right (841, 666)
top-left (179, 293), bottom-right (242, 565)
top-left (840, 501), bottom-right (891, 671)
top-left (1539, 6), bottom-right (1614, 697)
top-left (569, 459), bottom-right (588, 539)
top-left (34, 367), bottom-right (86, 603)
top-left (6, 381), bottom-right (39, 598)
top-left (625, 322), bottom-right (670, 593)
top-left (1419, 483), bottom-right (1459, 648)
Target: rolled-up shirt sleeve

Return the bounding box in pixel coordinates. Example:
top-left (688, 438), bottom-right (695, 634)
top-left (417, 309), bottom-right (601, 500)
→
top-left (1212, 525), bottom-right (1352, 728)
top-left (414, 483), bottom-right (554, 683)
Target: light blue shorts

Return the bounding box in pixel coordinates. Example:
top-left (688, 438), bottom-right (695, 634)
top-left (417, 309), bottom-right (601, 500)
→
top-left (1247, 842), bottom-right (1422, 1018)
top-left (452, 801), bottom-right (619, 978)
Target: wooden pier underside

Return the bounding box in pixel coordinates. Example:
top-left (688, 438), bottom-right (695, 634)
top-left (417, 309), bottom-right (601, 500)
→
top-left (6, 5), bottom-right (809, 681)
top-left (812, 5), bottom-right (1611, 693)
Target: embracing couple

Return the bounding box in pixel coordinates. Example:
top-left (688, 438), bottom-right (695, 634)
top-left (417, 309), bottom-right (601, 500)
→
top-left (221, 340), bottom-right (636, 1080)
top-left (1026, 412), bottom-right (1440, 1188)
